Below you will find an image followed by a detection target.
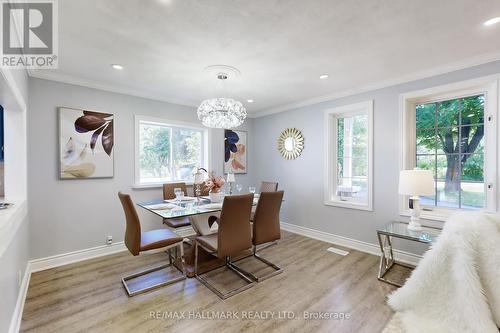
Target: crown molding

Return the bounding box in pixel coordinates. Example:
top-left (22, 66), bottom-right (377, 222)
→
top-left (27, 69), bottom-right (266, 117)
top-left (252, 51), bottom-right (500, 118)
top-left (28, 51), bottom-right (500, 119)
top-left (28, 69), bottom-right (270, 117)
top-left (28, 69), bottom-right (200, 109)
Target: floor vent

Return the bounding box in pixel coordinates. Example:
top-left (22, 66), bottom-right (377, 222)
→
top-left (327, 247), bottom-right (349, 256)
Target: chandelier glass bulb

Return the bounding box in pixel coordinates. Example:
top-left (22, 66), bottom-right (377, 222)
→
top-left (197, 97), bottom-right (247, 128)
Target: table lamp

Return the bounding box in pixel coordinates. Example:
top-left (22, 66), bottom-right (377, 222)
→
top-left (226, 172), bottom-right (235, 194)
top-left (398, 169), bottom-right (434, 231)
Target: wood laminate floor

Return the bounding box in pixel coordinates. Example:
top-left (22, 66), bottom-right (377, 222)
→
top-left (21, 231), bottom-right (406, 333)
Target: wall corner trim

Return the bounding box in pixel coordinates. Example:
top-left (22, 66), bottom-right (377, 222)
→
top-left (8, 261), bottom-right (31, 333)
top-left (280, 222), bottom-right (421, 266)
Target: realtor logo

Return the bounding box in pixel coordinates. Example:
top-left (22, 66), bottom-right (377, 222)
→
top-left (1, 0), bottom-right (58, 68)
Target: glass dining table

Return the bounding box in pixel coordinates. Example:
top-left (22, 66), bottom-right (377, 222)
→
top-left (137, 195), bottom-right (260, 277)
top-left (138, 195), bottom-right (260, 235)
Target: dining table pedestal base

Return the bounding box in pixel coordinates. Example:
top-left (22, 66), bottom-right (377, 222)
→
top-left (171, 237), bottom-right (252, 278)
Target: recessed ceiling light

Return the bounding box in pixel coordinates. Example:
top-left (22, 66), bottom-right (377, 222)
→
top-left (111, 64), bottom-right (124, 70)
top-left (319, 74), bottom-right (329, 80)
top-left (247, 99), bottom-right (254, 103)
top-left (484, 17), bottom-right (500, 26)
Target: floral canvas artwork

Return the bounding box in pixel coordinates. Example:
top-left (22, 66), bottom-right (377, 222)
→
top-left (59, 107), bottom-right (114, 179)
top-left (224, 129), bottom-right (247, 174)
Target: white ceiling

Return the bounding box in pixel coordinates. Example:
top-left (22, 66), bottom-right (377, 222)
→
top-left (31, 0), bottom-right (500, 116)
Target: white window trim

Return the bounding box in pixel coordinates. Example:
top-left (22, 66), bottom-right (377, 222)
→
top-left (133, 115), bottom-right (211, 188)
top-left (324, 100), bottom-right (374, 211)
top-left (399, 74), bottom-right (499, 222)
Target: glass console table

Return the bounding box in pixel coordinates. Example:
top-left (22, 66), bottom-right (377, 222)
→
top-left (377, 221), bottom-right (441, 287)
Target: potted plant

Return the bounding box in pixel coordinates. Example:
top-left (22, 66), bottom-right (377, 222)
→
top-left (204, 172), bottom-right (225, 203)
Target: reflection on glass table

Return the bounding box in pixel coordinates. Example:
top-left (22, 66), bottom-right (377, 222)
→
top-left (376, 221), bottom-right (441, 287)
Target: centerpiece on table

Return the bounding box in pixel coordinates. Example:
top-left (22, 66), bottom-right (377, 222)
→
top-left (204, 172), bottom-right (225, 203)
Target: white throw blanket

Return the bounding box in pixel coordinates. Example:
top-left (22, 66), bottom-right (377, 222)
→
top-left (388, 212), bottom-right (500, 333)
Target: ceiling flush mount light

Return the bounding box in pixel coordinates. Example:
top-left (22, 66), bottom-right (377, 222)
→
top-left (197, 73), bottom-right (247, 129)
top-left (484, 17), bottom-right (500, 26)
top-left (111, 64), bottom-right (124, 70)
top-left (319, 74), bottom-right (329, 79)
top-left (247, 99), bottom-right (254, 103)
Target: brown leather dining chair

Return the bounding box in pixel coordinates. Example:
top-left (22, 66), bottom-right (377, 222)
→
top-left (251, 181), bottom-right (278, 221)
top-left (233, 191), bottom-right (284, 282)
top-left (118, 192), bottom-right (186, 296)
top-left (259, 181), bottom-right (278, 192)
top-left (194, 194), bottom-right (255, 299)
top-left (162, 182), bottom-right (191, 229)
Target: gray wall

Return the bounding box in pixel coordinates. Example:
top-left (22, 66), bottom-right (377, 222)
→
top-left (26, 60), bottom-right (500, 260)
top-left (28, 78), bottom-right (255, 259)
top-left (0, 216), bottom-right (29, 333)
top-left (252, 60), bottom-right (500, 248)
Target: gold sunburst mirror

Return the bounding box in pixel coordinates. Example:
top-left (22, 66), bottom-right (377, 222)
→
top-left (278, 128), bottom-right (304, 160)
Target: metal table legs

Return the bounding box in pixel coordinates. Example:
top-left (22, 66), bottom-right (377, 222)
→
top-left (377, 232), bottom-right (413, 287)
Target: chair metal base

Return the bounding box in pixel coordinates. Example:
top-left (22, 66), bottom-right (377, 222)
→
top-left (231, 244), bottom-right (283, 282)
top-left (194, 242), bottom-right (255, 299)
top-left (122, 242), bottom-right (186, 297)
top-left (256, 240), bottom-right (278, 252)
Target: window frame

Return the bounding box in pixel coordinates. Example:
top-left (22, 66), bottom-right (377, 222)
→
top-left (324, 100), bottom-right (374, 211)
top-left (134, 115), bottom-right (211, 187)
top-left (400, 75), bottom-right (499, 221)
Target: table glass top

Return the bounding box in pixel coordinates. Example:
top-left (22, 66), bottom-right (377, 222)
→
top-left (138, 196), bottom-right (259, 219)
top-left (377, 221), bottom-right (441, 243)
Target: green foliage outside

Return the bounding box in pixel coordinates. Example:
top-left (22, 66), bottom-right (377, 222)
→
top-left (171, 128), bottom-right (202, 179)
top-left (416, 95), bottom-right (485, 208)
top-left (140, 125), bottom-right (171, 179)
top-left (140, 124), bottom-right (202, 181)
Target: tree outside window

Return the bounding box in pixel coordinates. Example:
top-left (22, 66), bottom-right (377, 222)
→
top-left (415, 95), bottom-right (485, 209)
top-left (139, 122), bottom-right (203, 183)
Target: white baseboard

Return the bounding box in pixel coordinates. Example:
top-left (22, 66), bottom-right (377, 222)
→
top-left (8, 223), bottom-right (420, 333)
top-left (28, 226), bottom-right (197, 274)
top-left (8, 242), bottom-right (129, 333)
top-left (29, 242), bottom-right (127, 273)
top-left (8, 262), bottom-right (31, 333)
top-left (8, 226), bottom-right (198, 332)
top-left (280, 222), bottom-right (421, 266)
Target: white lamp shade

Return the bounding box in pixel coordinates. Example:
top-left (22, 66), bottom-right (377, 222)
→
top-left (226, 173), bottom-right (235, 183)
top-left (398, 169), bottom-right (434, 196)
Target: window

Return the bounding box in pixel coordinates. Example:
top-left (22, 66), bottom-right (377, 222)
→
top-left (416, 95), bottom-right (485, 209)
top-left (325, 101), bottom-right (373, 211)
top-left (401, 76), bottom-right (499, 220)
top-left (135, 116), bottom-right (209, 186)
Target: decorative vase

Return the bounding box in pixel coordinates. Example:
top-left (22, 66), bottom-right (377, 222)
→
top-left (209, 190), bottom-right (222, 203)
